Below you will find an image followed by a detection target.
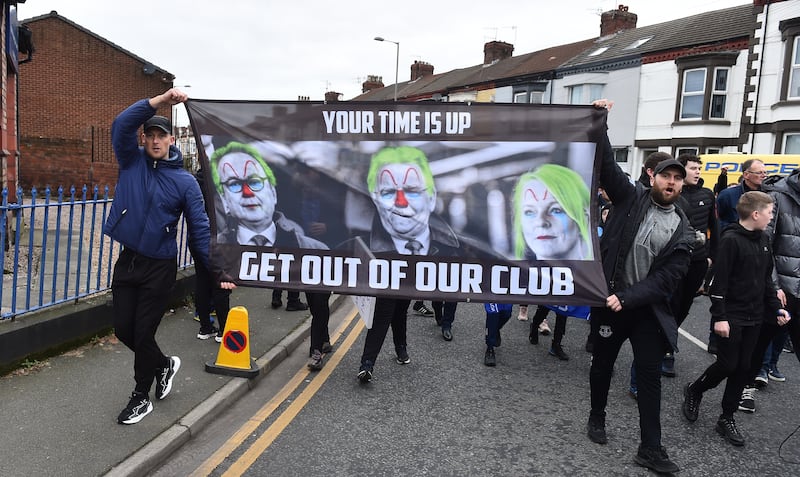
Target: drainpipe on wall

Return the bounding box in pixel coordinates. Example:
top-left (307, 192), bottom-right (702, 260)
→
top-left (749, 2), bottom-right (770, 153)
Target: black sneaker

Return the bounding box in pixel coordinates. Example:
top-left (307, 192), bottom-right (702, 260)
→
top-left (661, 353), bottom-right (676, 377)
top-left (197, 327), bottom-right (218, 340)
top-left (484, 347), bottom-right (496, 367)
top-left (321, 341), bottom-right (333, 354)
top-left (413, 302), bottom-right (434, 317)
top-left (682, 383), bottom-right (702, 422)
top-left (549, 344), bottom-right (569, 361)
top-left (716, 415), bottom-right (745, 446)
top-left (285, 300), bottom-right (308, 311)
top-left (587, 415), bottom-right (608, 444)
top-left (357, 361), bottom-right (373, 383)
top-left (156, 356), bottom-right (181, 400)
top-left (307, 349), bottom-right (324, 371)
top-left (117, 392), bottom-right (153, 425)
top-left (395, 345), bottom-right (411, 365)
top-left (442, 327), bottom-right (453, 341)
top-left (738, 385), bottom-right (756, 413)
top-left (271, 299), bottom-right (282, 309)
top-left (634, 445), bottom-right (680, 474)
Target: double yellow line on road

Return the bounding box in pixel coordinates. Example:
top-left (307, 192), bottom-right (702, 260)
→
top-left (190, 307), bottom-right (363, 477)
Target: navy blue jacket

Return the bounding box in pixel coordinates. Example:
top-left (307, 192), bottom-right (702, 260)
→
top-left (103, 99), bottom-right (210, 268)
top-left (595, 134), bottom-right (691, 351)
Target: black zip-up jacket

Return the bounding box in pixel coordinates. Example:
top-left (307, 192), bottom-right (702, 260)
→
top-left (595, 134), bottom-right (691, 352)
top-left (709, 223), bottom-right (782, 326)
top-left (679, 179), bottom-right (718, 262)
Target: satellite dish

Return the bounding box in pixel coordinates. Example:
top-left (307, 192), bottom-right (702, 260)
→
top-left (142, 63), bottom-right (155, 75)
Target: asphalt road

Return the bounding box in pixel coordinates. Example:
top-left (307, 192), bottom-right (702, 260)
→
top-left (152, 297), bottom-right (800, 477)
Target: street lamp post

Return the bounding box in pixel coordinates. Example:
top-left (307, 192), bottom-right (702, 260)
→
top-left (374, 37), bottom-right (399, 101)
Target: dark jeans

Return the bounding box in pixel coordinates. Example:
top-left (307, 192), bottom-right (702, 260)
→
top-left (112, 249), bottom-right (176, 395)
top-left (432, 301), bottom-right (457, 328)
top-left (485, 309), bottom-right (511, 348)
top-left (590, 309), bottom-right (669, 449)
top-left (748, 293), bottom-right (800, 382)
top-left (195, 259), bottom-right (231, 332)
top-left (693, 322), bottom-right (760, 417)
top-left (361, 298), bottom-right (410, 365)
top-left (307, 291), bottom-right (331, 353)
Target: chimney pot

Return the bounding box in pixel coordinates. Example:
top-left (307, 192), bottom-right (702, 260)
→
top-left (483, 41), bottom-right (514, 65)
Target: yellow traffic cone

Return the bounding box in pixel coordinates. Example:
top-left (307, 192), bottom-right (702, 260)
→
top-left (205, 306), bottom-right (259, 378)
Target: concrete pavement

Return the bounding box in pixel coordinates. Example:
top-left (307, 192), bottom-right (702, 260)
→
top-left (0, 281), bottom-right (346, 477)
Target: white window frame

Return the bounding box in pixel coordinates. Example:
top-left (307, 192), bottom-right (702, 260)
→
top-left (680, 68), bottom-right (706, 120)
top-left (783, 133), bottom-right (800, 153)
top-left (568, 84), bottom-right (604, 105)
top-left (710, 67), bottom-right (729, 119)
top-left (789, 36), bottom-right (800, 99)
top-left (513, 91), bottom-right (527, 103)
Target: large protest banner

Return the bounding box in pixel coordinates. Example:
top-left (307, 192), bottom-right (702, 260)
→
top-left (185, 101), bottom-right (610, 306)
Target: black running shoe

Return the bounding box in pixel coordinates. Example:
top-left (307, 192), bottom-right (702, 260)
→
top-left (716, 416), bottom-right (745, 446)
top-left (117, 392), bottom-right (153, 425)
top-left (682, 383), bottom-right (702, 422)
top-left (634, 445), bottom-right (680, 474)
top-left (156, 356), bottom-right (181, 400)
top-left (395, 346), bottom-right (411, 365)
top-left (484, 348), bottom-right (496, 367)
top-left (587, 415), bottom-right (608, 444)
top-left (357, 361), bottom-right (373, 383)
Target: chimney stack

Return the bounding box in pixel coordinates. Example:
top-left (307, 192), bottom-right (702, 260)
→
top-left (600, 5), bottom-right (637, 37)
top-left (362, 75), bottom-right (385, 93)
top-left (325, 91), bottom-right (342, 102)
top-left (483, 41), bottom-right (514, 65)
top-left (411, 61), bottom-right (434, 81)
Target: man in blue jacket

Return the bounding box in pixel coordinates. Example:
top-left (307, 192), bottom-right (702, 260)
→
top-left (105, 88), bottom-right (211, 425)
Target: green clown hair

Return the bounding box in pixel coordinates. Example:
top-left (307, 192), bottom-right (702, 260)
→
top-left (513, 163), bottom-right (592, 259)
top-left (366, 146), bottom-right (435, 195)
top-left (209, 141), bottom-right (277, 194)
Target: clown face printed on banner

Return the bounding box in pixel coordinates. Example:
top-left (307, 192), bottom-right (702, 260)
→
top-left (217, 150), bottom-right (277, 233)
top-left (368, 147), bottom-right (436, 242)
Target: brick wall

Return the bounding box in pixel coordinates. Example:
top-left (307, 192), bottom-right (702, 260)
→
top-left (18, 13), bottom-right (173, 192)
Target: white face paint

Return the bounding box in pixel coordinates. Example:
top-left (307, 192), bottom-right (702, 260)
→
top-left (371, 162), bottom-right (436, 240)
top-left (217, 152), bottom-right (276, 232)
top-left (520, 179), bottom-right (584, 260)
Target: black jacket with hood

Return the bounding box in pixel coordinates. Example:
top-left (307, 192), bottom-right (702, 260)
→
top-left (709, 222), bottom-right (782, 326)
top-left (595, 134), bottom-right (692, 352)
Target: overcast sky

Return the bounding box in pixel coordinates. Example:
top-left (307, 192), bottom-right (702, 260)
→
top-left (19, 0), bottom-right (748, 113)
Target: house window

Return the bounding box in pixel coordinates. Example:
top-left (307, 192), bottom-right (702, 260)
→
top-left (675, 52), bottom-right (738, 122)
top-left (780, 18), bottom-right (800, 100)
top-left (513, 92), bottom-right (527, 103)
top-left (568, 84), bottom-right (604, 105)
top-left (784, 133), bottom-right (800, 153)
top-left (705, 147), bottom-right (722, 154)
top-left (613, 147), bottom-right (629, 163)
top-left (680, 69), bottom-right (706, 119)
top-left (530, 91), bottom-right (544, 104)
top-left (677, 147), bottom-right (699, 157)
top-left (789, 37), bottom-right (800, 99)
top-left (513, 83), bottom-right (547, 104)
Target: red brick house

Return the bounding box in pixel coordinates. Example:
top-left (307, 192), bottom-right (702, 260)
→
top-left (1, 1), bottom-right (29, 203)
top-left (18, 11), bottom-right (174, 191)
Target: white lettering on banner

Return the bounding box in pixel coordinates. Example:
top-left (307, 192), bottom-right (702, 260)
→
top-left (300, 255), bottom-right (361, 286)
top-left (322, 110), bottom-right (375, 134)
top-left (239, 252), bottom-right (295, 282)
top-left (415, 262), bottom-right (483, 293)
top-left (489, 265), bottom-right (576, 296)
top-left (368, 259), bottom-right (408, 290)
top-left (322, 110), bottom-right (472, 135)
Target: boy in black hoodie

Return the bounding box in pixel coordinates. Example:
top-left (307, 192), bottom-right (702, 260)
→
top-left (681, 191), bottom-right (790, 446)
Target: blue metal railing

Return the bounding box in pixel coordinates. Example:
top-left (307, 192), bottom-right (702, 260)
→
top-left (1, 186), bottom-right (195, 320)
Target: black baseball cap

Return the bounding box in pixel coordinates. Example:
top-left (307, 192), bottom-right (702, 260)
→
top-left (653, 158), bottom-right (686, 178)
top-left (143, 115), bottom-right (172, 134)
